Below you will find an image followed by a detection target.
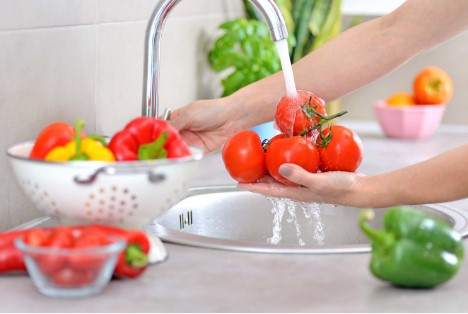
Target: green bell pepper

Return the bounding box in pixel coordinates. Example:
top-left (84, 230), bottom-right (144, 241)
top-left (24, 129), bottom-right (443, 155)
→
top-left (359, 206), bottom-right (464, 289)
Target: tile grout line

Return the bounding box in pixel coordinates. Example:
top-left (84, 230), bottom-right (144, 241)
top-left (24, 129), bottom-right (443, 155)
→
top-left (0, 12), bottom-right (230, 34)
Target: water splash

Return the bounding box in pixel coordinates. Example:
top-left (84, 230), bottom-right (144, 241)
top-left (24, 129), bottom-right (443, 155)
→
top-left (266, 196), bottom-right (285, 245)
top-left (266, 197), bottom-right (325, 246)
top-left (299, 202), bottom-right (325, 245)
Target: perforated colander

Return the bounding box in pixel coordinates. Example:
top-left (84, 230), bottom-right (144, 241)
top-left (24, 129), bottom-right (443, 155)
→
top-left (7, 141), bottom-right (204, 228)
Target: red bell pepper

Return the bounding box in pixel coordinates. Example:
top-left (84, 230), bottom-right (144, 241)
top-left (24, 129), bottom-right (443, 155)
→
top-left (108, 117), bottom-right (191, 161)
top-left (0, 242), bottom-right (26, 273)
top-left (0, 228), bottom-right (51, 273)
top-left (29, 122), bottom-right (75, 159)
top-left (84, 225), bottom-right (151, 279)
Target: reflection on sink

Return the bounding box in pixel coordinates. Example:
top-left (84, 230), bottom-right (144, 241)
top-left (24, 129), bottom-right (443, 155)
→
top-left (145, 185), bottom-right (468, 254)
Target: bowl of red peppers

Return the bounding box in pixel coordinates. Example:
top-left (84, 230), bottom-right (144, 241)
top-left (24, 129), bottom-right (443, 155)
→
top-left (7, 117), bottom-right (204, 228)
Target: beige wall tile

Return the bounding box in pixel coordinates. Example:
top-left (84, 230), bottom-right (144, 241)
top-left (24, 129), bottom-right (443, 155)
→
top-left (158, 15), bottom-right (232, 108)
top-left (97, 0), bottom-right (159, 23)
top-left (0, 0), bottom-right (95, 31)
top-left (0, 26), bottom-right (96, 230)
top-left (95, 13), bottom-right (242, 136)
top-left (95, 21), bottom-right (148, 136)
top-left (96, 0), bottom-right (243, 23)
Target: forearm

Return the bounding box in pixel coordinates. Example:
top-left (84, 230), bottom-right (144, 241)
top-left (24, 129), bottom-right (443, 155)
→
top-left (358, 144), bottom-right (468, 208)
top-left (229, 0), bottom-right (468, 128)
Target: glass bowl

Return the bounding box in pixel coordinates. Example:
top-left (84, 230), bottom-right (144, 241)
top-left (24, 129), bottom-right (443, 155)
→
top-left (374, 100), bottom-right (446, 139)
top-left (15, 236), bottom-right (126, 298)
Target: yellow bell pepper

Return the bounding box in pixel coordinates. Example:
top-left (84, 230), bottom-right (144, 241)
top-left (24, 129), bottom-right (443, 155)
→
top-left (44, 119), bottom-right (115, 162)
top-left (45, 138), bottom-right (115, 162)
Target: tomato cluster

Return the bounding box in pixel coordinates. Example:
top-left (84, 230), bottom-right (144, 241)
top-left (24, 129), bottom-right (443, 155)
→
top-left (222, 90), bottom-right (364, 186)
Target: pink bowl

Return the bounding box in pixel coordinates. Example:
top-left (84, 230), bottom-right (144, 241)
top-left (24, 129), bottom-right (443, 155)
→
top-left (374, 100), bottom-right (446, 139)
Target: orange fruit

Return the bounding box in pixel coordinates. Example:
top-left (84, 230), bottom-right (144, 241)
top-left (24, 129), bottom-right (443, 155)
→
top-left (413, 66), bottom-right (454, 105)
top-left (386, 92), bottom-right (415, 107)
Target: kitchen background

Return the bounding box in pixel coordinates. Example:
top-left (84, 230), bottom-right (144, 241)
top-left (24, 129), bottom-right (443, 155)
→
top-left (1, 0), bottom-right (467, 231)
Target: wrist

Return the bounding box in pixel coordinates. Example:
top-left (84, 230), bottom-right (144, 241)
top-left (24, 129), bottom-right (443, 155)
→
top-left (354, 173), bottom-right (406, 209)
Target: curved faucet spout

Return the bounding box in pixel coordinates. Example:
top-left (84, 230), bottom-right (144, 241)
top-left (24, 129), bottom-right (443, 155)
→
top-left (142, 0), bottom-right (289, 118)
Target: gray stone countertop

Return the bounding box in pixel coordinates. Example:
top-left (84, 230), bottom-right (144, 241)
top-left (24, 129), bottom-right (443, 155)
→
top-left (2, 120), bottom-right (468, 312)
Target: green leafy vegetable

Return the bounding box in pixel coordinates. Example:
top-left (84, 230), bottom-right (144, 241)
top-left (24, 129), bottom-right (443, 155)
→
top-left (209, 18), bottom-right (281, 96)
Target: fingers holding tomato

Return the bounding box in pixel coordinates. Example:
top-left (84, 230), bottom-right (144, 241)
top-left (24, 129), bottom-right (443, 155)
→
top-left (223, 89), bottom-right (364, 187)
top-left (223, 126), bottom-right (364, 186)
top-left (265, 136), bottom-right (320, 186)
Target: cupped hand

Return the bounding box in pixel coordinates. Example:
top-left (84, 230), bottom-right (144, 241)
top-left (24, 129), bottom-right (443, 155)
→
top-left (238, 163), bottom-right (367, 207)
top-left (169, 98), bottom-right (244, 153)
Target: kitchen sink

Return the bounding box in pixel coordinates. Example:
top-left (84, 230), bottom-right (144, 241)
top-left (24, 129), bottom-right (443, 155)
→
top-left (145, 185), bottom-right (468, 254)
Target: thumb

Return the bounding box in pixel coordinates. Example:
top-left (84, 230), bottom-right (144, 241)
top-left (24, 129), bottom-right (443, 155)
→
top-left (278, 163), bottom-right (317, 187)
top-left (167, 109), bottom-right (184, 131)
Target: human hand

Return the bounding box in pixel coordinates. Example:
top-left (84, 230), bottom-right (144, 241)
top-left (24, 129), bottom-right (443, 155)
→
top-left (169, 98), bottom-right (244, 153)
top-left (238, 163), bottom-right (367, 206)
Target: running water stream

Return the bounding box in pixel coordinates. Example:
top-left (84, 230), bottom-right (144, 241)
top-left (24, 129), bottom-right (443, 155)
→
top-left (264, 40), bottom-right (325, 246)
top-left (275, 39), bottom-right (297, 97)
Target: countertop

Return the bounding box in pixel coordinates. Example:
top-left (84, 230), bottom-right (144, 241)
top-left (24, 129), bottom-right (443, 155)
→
top-left (2, 120), bottom-right (468, 312)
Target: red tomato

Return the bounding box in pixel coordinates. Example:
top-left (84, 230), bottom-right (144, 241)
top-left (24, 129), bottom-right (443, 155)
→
top-left (263, 133), bottom-right (286, 151)
top-left (23, 228), bottom-right (51, 246)
top-left (52, 267), bottom-right (96, 287)
top-left (222, 130), bottom-right (266, 183)
top-left (318, 125), bottom-right (364, 172)
top-left (37, 227), bottom-right (74, 275)
top-left (69, 228), bottom-right (110, 271)
top-left (265, 136), bottom-right (320, 186)
top-left (73, 228), bottom-right (110, 248)
top-left (275, 90), bottom-right (327, 137)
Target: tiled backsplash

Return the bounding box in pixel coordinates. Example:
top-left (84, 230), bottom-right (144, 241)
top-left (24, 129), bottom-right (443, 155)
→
top-left (1, 0), bottom-right (467, 230)
top-left (0, 0), bottom-right (242, 230)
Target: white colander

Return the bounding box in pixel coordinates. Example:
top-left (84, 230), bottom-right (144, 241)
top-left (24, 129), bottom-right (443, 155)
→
top-left (7, 141), bottom-right (204, 228)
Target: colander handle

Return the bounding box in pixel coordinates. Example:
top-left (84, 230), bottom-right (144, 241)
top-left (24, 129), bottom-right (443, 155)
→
top-left (73, 165), bottom-right (166, 185)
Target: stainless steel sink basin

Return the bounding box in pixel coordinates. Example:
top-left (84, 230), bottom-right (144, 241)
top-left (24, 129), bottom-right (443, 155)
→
top-left (145, 185), bottom-right (468, 254)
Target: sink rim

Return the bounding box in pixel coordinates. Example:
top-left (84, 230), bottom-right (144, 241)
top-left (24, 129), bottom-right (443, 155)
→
top-left (149, 185), bottom-right (468, 254)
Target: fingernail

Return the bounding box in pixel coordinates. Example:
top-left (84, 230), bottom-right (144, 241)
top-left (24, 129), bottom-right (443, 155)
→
top-left (279, 164), bottom-right (293, 177)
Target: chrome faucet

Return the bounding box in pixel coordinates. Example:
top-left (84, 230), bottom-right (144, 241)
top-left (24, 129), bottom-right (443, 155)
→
top-left (142, 0), bottom-right (288, 118)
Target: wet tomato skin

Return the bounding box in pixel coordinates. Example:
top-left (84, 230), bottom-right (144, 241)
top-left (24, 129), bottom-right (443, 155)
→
top-left (222, 130), bottom-right (266, 183)
top-left (275, 90), bottom-right (327, 137)
top-left (265, 136), bottom-right (320, 186)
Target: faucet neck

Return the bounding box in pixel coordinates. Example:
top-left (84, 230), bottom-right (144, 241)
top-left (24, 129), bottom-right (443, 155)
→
top-left (142, 0), bottom-right (288, 118)
top-left (250, 0), bottom-right (288, 41)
